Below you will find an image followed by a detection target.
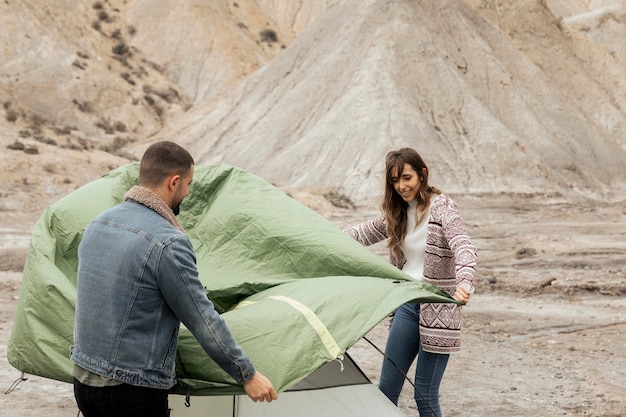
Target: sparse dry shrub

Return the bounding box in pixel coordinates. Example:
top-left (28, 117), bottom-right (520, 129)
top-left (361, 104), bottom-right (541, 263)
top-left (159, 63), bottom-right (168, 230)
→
top-left (99, 136), bottom-right (137, 159)
top-left (112, 42), bottom-right (129, 56)
top-left (76, 137), bottom-right (92, 150)
top-left (36, 136), bottom-right (58, 146)
top-left (72, 99), bottom-right (93, 113)
top-left (127, 25), bottom-right (136, 36)
top-left (61, 142), bottom-right (84, 151)
top-left (6, 109), bottom-right (18, 122)
top-left (111, 28), bottom-right (122, 39)
top-left (54, 126), bottom-right (72, 135)
top-left (95, 118), bottom-right (115, 134)
top-left (133, 66), bottom-right (148, 78)
top-left (260, 28), bottom-right (278, 43)
top-left (143, 85), bottom-right (179, 103)
top-left (7, 141), bottom-right (25, 151)
top-left (114, 121), bottom-right (126, 132)
top-left (141, 58), bottom-right (164, 73)
top-left (160, 88), bottom-right (179, 103)
top-left (98, 10), bottom-right (109, 22)
top-left (515, 247), bottom-right (537, 259)
top-left (565, 164), bottom-right (583, 176)
top-left (121, 72), bottom-right (135, 85)
top-left (112, 55), bottom-right (131, 68)
top-left (72, 60), bottom-right (86, 70)
top-left (93, 1), bottom-right (103, 10)
top-left (323, 190), bottom-right (356, 209)
top-left (24, 146), bottom-right (39, 155)
top-left (58, 137), bottom-right (90, 151)
top-left (28, 126), bottom-right (42, 135)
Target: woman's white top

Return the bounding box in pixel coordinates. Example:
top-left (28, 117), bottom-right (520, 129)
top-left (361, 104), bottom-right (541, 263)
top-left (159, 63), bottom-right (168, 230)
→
top-left (401, 199), bottom-right (431, 280)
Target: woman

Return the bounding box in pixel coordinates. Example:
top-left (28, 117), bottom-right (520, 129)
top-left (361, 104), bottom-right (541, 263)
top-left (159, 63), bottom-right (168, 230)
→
top-left (344, 148), bottom-right (477, 416)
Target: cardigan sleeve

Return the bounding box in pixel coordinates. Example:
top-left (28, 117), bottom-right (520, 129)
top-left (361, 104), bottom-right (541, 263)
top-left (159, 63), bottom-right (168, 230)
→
top-left (438, 196), bottom-right (478, 287)
top-left (343, 216), bottom-right (388, 246)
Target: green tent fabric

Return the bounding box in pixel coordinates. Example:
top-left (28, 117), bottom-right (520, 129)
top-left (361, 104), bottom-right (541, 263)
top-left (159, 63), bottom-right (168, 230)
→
top-left (8, 163), bottom-right (457, 395)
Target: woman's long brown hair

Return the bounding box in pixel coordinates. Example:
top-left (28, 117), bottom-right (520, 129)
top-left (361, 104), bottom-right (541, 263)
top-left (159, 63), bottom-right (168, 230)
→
top-left (381, 148), bottom-right (441, 260)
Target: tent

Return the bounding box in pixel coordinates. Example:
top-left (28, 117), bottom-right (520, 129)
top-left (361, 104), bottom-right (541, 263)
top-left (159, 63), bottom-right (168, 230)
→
top-left (7, 162), bottom-right (457, 414)
top-left (168, 353), bottom-right (406, 416)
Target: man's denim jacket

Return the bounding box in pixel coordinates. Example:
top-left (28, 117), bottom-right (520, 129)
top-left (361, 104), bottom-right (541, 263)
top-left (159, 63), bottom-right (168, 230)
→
top-left (71, 200), bottom-right (255, 389)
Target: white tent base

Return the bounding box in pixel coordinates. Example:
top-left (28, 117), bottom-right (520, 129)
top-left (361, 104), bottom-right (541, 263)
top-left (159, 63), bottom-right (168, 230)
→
top-left (169, 383), bottom-right (406, 417)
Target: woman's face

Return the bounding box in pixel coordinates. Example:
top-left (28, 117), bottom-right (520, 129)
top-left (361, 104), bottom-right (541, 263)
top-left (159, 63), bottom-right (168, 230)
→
top-left (390, 163), bottom-right (422, 202)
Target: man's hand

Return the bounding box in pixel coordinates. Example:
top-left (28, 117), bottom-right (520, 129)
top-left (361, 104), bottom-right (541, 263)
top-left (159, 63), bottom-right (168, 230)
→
top-left (243, 371), bottom-right (278, 403)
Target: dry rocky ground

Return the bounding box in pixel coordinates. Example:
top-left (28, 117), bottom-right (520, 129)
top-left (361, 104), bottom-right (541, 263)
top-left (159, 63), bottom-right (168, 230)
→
top-left (1, 192), bottom-right (625, 417)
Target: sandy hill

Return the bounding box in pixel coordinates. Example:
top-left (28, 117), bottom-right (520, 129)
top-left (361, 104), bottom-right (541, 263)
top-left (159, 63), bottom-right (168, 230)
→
top-left (1, 0), bottom-right (625, 228)
top-left (169, 0), bottom-right (626, 205)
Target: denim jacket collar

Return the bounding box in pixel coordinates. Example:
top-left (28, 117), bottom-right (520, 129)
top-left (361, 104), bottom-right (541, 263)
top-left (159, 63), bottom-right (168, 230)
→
top-left (124, 185), bottom-right (184, 232)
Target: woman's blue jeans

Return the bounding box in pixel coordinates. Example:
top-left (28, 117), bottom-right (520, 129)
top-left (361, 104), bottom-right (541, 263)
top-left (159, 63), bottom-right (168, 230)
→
top-left (378, 303), bottom-right (449, 417)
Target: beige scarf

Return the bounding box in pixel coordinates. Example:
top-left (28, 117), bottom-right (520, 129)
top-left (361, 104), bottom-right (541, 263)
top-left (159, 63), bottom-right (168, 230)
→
top-left (124, 186), bottom-right (185, 232)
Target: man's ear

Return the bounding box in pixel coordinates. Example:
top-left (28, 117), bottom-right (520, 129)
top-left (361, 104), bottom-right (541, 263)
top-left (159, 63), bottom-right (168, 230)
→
top-left (168, 174), bottom-right (181, 190)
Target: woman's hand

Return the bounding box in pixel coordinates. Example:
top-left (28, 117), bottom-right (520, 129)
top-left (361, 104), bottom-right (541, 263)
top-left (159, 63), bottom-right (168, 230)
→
top-left (453, 284), bottom-right (474, 304)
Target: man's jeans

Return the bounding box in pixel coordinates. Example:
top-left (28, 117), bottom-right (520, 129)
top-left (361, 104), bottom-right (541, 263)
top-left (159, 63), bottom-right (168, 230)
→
top-left (378, 303), bottom-right (450, 417)
top-left (74, 379), bottom-right (169, 417)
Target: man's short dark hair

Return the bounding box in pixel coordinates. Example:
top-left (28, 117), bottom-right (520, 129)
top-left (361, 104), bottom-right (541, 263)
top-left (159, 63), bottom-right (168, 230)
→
top-left (139, 141), bottom-right (195, 187)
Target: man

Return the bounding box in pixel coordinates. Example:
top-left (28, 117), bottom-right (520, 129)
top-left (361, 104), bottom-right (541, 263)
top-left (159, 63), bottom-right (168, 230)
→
top-left (71, 141), bottom-right (277, 416)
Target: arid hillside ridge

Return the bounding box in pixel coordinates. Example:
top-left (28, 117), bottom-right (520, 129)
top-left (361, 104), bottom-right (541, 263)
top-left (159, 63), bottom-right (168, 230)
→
top-left (1, 0), bottom-right (625, 229)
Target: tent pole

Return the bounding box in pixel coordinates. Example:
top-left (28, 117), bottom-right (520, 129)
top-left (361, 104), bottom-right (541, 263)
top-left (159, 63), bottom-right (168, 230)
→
top-left (362, 336), bottom-right (437, 416)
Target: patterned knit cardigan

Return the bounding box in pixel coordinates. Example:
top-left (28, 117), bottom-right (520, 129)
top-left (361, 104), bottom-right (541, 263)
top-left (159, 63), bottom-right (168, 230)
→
top-left (344, 194), bottom-right (478, 354)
